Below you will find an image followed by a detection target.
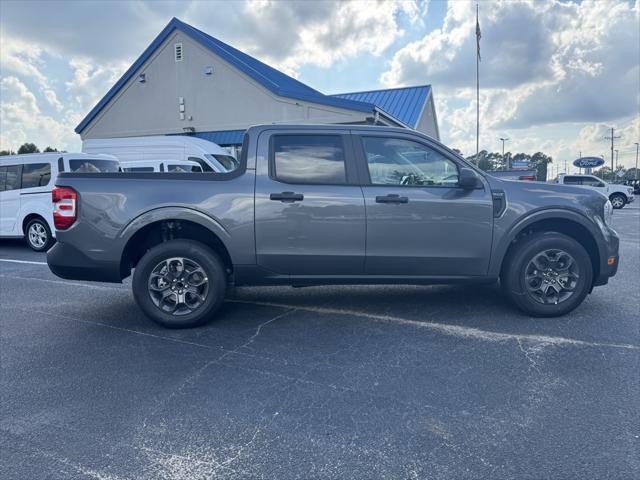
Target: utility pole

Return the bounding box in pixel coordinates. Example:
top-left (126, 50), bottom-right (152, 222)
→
top-left (634, 142), bottom-right (639, 180)
top-left (578, 151), bottom-right (582, 174)
top-left (604, 127), bottom-right (620, 182)
top-left (475, 4), bottom-right (481, 158)
top-left (499, 137), bottom-right (509, 169)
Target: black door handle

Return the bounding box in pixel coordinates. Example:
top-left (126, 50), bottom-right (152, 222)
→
top-left (270, 192), bottom-right (304, 202)
top-left (375, 194), bottom-right (409, 204)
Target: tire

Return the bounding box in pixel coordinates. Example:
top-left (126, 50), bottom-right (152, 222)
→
top-left (609, 193), bottom-right (626, 209)
top-left (132, 239), bottom-right (227, 328)
top-left (25, 217), bottom-right (54, 252)
top-left (501, 232), bottom-right (593, 317)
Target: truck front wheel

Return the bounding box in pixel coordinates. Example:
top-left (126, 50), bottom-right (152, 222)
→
top-left (501, 232), bottom-right (593, 317)
top-left (609, 193), bottom-right (626, 209)
top-left (132, 239), bottom-right (227, 328)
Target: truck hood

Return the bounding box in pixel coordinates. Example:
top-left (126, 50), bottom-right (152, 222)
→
top-left (484, 176), bottom-right (608, 213)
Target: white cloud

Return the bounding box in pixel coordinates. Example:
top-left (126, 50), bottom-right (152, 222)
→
top-left (381, 0), bottom-right (639, 169)
top-left (183, 0), bottom-right (422, 75)
top-left (0, 36), bottom-right (64, 111)
top-left (0, 76), bottom-right (80, 151)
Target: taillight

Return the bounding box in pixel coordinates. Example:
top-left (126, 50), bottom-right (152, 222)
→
top-left (52, 186), bottom-right (77, 230)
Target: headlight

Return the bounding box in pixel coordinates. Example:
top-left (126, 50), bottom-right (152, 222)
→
top-left (603, 200), bottom-right (613, 225)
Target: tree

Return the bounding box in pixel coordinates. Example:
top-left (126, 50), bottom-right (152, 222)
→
top-left (530, 152), bottom-right (552, 182)
top-left (0, 149), bottom-right (15, 156)
top-left (594, 166), bottom-right (613, 181)
top-left (43, 146), bottom-right (58, 152)
top-left (624, 168), bottom-right (639, 181)
top-left (17, 143), bottom-right (39, 154)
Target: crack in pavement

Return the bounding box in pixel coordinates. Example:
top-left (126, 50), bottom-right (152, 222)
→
top-left (4, 274), bottom-right (638, 351)
top-left (228, 299), bottom-right (640, 351)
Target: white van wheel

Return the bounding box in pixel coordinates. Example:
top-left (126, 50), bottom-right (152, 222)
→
top-left (25, 218), bottom-right (54, 251)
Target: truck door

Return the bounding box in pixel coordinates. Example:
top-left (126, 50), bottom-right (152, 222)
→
top-left (254, 130), bottom-right (366, 276)
top-left (355, 134), bottom-right (494, 276)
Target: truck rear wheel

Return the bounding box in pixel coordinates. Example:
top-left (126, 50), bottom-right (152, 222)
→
top-left (132, 239), bottom-right (227, 328)
top-left (501, 232), bottom-right (592, 317)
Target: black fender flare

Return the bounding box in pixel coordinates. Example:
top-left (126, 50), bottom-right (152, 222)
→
top-left (118, 206), bottom-right (233, 256)
top-left (489, 207), bottom-right (605, 277)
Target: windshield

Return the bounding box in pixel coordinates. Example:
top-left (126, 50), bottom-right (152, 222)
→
top-left (204, 154), bottom-right (240, 173)
top-left (68, 159), bottom-right (120, 173)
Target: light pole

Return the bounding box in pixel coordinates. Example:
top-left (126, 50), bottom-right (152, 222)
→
top-left (635, 142), bottom-right (639, 180)
top-left (499, 137), bottom-right (509, 169)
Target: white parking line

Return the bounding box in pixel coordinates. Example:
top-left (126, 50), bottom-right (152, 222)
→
top-left (0, 258), bottom-right (48, 265)
top-left (2, 272), bottom-right (637, 351)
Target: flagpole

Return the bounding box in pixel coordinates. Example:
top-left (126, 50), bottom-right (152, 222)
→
top-left (476, 3), bottom-right (480, 158)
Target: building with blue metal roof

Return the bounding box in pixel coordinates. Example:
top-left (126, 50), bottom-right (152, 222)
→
top-left (76, 18), bottom-right (439, 149)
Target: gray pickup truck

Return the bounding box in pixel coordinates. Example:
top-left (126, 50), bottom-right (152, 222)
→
top-left (47, 125), bottom-right (619, 328)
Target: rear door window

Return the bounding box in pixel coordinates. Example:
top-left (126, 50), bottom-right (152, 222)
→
top-left (271, 135), bottom-right (347, 184)
top-left (582, 177), bottom-right (604, 187)
top-left (21, 163), bottom-right (51, 188)
top-left (68, 159), bottom-right (120, 173)
top-left (563, 176), bottom-right (582, 185)
top-left (4, 165), bottom-right (22, 191)
top-left (0, 167), bottom-right (7, 192)
top-left (124, 167), bottom-right (155, 173)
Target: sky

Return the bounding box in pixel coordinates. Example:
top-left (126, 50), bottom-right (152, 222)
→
top-left (0, 0), bottom-right (638, 172)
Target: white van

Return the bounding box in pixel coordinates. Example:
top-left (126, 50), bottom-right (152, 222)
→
top-left (82, 136), bottom-right (239, 173)
top-left (0, 153), bottom-right (120, 251)
top-left (120, 159), bottom-right (203, 173)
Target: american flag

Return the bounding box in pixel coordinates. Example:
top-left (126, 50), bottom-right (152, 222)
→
top-left (476, 10), bottom-right (482, 62)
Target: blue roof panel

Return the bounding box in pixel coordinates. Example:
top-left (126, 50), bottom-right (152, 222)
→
top-left (192, 130), bottom-right (245, 146)
top-left (330, 85), bottom-right (431, 128)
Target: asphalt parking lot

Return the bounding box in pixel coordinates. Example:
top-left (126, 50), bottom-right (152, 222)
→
top-left (1, 205), bottom-right (638, 479)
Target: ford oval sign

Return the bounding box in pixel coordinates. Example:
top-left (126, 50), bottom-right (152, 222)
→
top-left (573, 157), bottom-right (604, 168)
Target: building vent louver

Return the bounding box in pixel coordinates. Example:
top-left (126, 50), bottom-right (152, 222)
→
top-left (174, 43), bottom-right (183, 62)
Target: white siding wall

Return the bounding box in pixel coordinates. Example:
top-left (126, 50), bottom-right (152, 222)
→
top-left (82, 33), bottom-right (369, 139)
top-left (415, 95), bottom-right (439, 140)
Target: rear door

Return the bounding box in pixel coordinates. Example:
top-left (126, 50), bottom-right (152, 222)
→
top-left (254, 130), bottom-right (366, 276)
top-left (355, 133), bottom-right (494, 276)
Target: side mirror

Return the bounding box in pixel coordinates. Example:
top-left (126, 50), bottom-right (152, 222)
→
top-left (458, 167), bottom-right (482, 189)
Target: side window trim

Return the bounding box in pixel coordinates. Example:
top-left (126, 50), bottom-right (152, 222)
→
top-left (352, 134), bottom-right (462, 188)
top-left (268, 133), bottom-right (357, 186)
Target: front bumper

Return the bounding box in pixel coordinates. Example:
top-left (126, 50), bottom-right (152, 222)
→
top-left (47, 241), bottom-right (122, 283)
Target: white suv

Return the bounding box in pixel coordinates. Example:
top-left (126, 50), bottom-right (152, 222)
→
top-left (555, 174), bottom-right (635, 209)
top-left (0, 153), bottom-right (119, 251)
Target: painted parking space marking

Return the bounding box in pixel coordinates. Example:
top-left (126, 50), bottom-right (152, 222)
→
top-left (0, 258), bottom-right (48, 265)
top-left (2, 273), bottom-right (637, 351)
